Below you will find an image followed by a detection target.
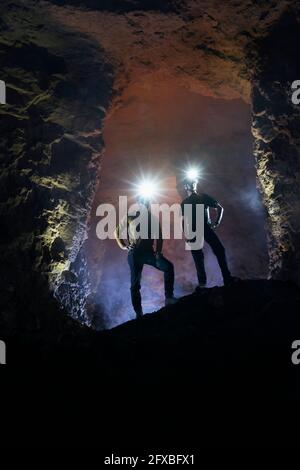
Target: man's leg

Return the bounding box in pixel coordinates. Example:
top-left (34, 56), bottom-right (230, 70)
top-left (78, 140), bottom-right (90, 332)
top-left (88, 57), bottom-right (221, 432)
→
top-left (156, 255), bottom-right (174, 299)
top-left (204, 225), bottom-right (231, 283)
top-left (191, 249), bottom-right (207, 285)
top-left (144, 252), bottom-right (174, 299)
top-left (127, 250), bottom-right (143, 317)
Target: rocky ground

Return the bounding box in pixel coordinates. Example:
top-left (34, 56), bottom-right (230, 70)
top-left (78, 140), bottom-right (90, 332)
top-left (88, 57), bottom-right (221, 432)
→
top-left (4, 280), bottom-right (300, 382)
top-left (2, 279), bottom-right (300, 447)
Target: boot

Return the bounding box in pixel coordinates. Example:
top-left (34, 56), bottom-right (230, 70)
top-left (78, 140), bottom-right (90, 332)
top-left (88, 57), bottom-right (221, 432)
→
top-left (194, 283), bottom-right (207, 293)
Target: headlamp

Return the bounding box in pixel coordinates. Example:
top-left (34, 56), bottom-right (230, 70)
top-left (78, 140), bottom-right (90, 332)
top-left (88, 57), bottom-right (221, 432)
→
top-left (185, 167), bottom-right (199, 181)
top-left (136, 179), bottom-right (157, 201)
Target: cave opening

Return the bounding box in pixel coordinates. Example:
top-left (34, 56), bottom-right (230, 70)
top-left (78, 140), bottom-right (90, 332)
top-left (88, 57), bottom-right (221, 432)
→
top-left (84, 78), bottom-right (269, 329)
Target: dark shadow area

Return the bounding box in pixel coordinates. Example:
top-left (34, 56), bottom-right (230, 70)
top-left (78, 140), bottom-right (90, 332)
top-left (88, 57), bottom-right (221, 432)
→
top-left (2, 279), bottom-right (300, 447)
top-left (46, 0), bottom-right (180, 13)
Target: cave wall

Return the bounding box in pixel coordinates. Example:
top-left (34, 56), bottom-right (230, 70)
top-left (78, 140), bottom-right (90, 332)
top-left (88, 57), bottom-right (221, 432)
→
top-left (251, 10), bottom-right (300, 284)
top-left (1, 0), bottom-right (300, 335)
top-left (0, 0), bottom-right (114, 332)
top-left (48, 0), bottom-right (300, 288)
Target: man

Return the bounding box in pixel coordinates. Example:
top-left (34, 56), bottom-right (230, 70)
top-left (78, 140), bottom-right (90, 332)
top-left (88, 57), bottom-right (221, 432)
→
top-left (115, 195), bottom-right (177, 318)
top-left (181, 175), bottom-right (236, 289)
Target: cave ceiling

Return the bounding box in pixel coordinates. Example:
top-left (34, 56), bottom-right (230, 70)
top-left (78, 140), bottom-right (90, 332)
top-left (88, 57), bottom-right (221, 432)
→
top-left (45, 0), bottom-right (292, 103)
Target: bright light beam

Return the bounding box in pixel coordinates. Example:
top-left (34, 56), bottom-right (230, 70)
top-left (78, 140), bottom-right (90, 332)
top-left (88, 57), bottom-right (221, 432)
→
top-left (137, 179), bottom-right (158, 200)
top-left (186, 167), bottom-right (199, 181)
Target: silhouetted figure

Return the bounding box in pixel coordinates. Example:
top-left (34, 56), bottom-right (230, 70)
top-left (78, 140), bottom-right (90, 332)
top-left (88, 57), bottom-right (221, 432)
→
top-left (181, 176), bottom-right (236, 288)
top-left (115, 197), bottom-right (177, 318)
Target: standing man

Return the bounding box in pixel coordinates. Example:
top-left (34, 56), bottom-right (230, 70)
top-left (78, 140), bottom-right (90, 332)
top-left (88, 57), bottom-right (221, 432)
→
top-left (181, 169), bottom-right (237, 289)
top-left (115, 185), bottom-right (177, 318)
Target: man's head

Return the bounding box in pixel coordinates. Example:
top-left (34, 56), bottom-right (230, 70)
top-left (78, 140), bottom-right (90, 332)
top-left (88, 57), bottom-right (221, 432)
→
top-left (137, 195), bottom-right (151, 209)
top-left (183, 178), bottom-right (198, 194)
top-left (183, 167), bottom-right (199, 194)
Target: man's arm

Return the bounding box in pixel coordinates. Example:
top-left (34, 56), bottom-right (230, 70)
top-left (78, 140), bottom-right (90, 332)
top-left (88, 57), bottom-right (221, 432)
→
top-left (210, 202), bottom-right (224, 229)
top-left (202, 194), bottom-right (223, 229)
top-left (114, 217), bottom-right (129, 250)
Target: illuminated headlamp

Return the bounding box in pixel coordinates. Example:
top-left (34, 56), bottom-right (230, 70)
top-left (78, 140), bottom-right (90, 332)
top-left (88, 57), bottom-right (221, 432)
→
top-left (185, 167), bottom-right (200, 181)
top-left (136, 179), bottom-right (157, 201)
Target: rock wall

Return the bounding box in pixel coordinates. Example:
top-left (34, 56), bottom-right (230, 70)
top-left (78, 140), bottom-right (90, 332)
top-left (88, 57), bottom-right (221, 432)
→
top-left (251, 9), bottom-right (300, 283)
top-left (1, 0), bottom-right (300, 336)
top-left (0, 0), bottom-right (114, 332)
top-left (48, 0), bottom-right (300, 286)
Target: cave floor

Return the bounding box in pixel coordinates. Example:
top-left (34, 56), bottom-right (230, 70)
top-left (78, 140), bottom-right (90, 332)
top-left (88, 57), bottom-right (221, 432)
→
top-left (3, 279), bottom-right (300, 448)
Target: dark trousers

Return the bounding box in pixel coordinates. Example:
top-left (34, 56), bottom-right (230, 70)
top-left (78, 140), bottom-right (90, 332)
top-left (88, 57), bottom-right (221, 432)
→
top-left (191, 224), bottom-right (231, 285)
top-left (128, 249), bottom-right (174, 313)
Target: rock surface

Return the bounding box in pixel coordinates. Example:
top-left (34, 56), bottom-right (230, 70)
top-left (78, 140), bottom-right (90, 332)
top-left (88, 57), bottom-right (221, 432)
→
top-left (0, 0), bottom-right (113, 328)
top-left (1, 0), bottom-right (300, 331)
top-left (251, 12), bottom-right (300, 284)
top-left (3, 280), bottom-right (300, 393)
top-left (47, 0), bottom-right (290, 102)
top-left (2, 279), bottom-right (300, 447)
top-left (1, 1), bottom-right (300, 450)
